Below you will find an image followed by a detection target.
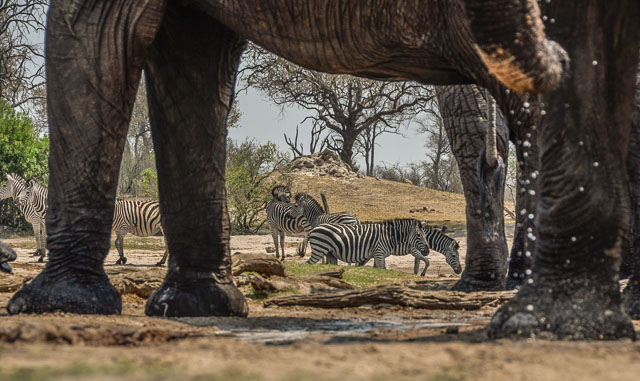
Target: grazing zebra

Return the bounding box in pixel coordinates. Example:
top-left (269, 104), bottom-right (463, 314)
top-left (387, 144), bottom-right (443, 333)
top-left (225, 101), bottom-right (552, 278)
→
top-left (308, 218), bottom-right (429, 268)
top-left (112, 199), bottom-right (168, 266)
top-left (0, 174), bottom-right (47, 261)
top-left (358, 224), bottom-right (462, 276)
top-left (265, 185), bottom-right (306, 261)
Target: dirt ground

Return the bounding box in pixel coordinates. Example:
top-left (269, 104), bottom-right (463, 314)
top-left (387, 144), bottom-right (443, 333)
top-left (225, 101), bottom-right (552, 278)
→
top-left (1, 233), bottom-right (639, 381)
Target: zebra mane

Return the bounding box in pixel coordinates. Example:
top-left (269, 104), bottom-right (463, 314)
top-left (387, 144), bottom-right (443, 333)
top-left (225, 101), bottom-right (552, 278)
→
top-left (294, 192), bottom-right (323, 210)
top-left (7, 173), bottom-right (26, 184)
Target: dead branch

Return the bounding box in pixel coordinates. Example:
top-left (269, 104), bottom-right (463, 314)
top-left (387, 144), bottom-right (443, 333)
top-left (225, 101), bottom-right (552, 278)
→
top-left (264, 283), bottom-right (514, 309)
top-left (231, 252), bottom-right (285, 277)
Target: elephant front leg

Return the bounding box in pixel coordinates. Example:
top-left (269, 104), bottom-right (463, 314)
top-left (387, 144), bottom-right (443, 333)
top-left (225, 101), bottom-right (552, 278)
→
top-left (7, 0), bottom-right (166, 315)
top-left (488, 1), bottom-right (638, 339)
top-left (143, 4), bottom-right (247, 317)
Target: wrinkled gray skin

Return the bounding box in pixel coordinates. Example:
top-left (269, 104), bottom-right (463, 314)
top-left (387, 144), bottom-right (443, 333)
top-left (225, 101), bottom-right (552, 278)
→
top-left (11, 0), bottom-right (638, 340)
top-left (0, 242), bottom-right (17, 274)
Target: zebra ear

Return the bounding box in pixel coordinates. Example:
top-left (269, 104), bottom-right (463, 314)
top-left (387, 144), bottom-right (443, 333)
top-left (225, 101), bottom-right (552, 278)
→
top-left (454, 241), bottom-right (460, 249)
top-left (441, 226), bottom-right (448, 233)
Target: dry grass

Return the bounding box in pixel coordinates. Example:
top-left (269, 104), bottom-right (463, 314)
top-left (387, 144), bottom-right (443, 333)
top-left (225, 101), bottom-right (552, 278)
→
top-left (289, 174), bottom-right (469, 227)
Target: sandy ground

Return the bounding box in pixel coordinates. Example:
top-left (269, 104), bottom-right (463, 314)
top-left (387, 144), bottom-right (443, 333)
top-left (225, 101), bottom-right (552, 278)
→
top-left (1, 233), bottom-right (639, 380)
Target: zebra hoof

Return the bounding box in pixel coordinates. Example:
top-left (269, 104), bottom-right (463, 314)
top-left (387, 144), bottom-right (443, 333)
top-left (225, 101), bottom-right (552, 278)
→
top-left (145, 271), bottom-right (247, 317)
top-left (115, 257), bottom-right (127, 265)
top-left (37, 256), bottom-right (44, 263)
top-left (155, 261), bottom-right (166, 267)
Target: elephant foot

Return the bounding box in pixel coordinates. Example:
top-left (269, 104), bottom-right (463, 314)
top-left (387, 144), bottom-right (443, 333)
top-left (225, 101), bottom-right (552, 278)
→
top-left (115, 257), bottom-right (127, 265)
top-left (487, 279), bottom-right (635, 340)
top-left (451, 272), bottom-right (504, 292)
top-left (145, 270), bottom-right (248, 317)
top-left (7, 268), bottom-right (121, 315)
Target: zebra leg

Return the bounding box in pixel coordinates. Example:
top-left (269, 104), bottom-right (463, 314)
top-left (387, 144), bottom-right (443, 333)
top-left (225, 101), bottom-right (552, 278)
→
top-left (279, 231), bottom-right (286, 261)
top-left (143, 7), bottom-right (247, 317)
top-left (114, 231), bottom-right (127, 265)
top-left (39, 220), bottom-right (47, 262)
top-left (269, 224), bottom-right (281, 260)
top-left (35, 222), bottom-right (45, 263)
top-left (411, 251), bottom-right (430, 277)
top-left (7, 0), bottom-right (165, 315)
top-left (373, 252), bottom-right (386, 269)
top-left (30, 222), bottom-right (40, 257)
top-left (156, 234), bottom-right (169, 266)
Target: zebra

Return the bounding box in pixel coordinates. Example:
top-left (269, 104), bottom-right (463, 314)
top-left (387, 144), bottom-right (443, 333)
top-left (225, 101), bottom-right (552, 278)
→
top-left (0, 174), bottom-right (47, 261)
top-left (308, 218), bottom-right (429, 268)
top-left (290, 192), bottom-right (360, 229)
top-left (358, 224), bottom-right (462, 276)
top-left (289, 192), bottom-right (359, 260)
top-left (112, 198), bottom-right (168, 266)
top-left (265, 185), bottom-right (306, 261)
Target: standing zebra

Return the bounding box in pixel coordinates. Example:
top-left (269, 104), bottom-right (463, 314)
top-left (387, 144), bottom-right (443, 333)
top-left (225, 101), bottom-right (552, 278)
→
top-left (289, 192), bottom-right (359, 260)
top-left (290, 193), bottom-right (360, 229)
top-left (0, 174), bottom-right (47, 261)
top-left (265, 185), bottom-right (306, 261)
top-left (308, 218), bottom-right (429, 268)
top-left (112, 198), bottom-right (168, 266)
top-left (358, 224), bottom-right (462, 276)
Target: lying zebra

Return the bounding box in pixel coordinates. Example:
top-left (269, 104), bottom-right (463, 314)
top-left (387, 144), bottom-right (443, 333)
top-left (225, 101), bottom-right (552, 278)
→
top-left (308, 218), bottom-right (429, 268)
top-left (358, 224), bottom-right (462, 276)
top-left (0, 174), bottom-right (47, 261)
top-left (289, 192), bottom-right (359, 258)
top-left (112, 198), bottom-right (168, 266)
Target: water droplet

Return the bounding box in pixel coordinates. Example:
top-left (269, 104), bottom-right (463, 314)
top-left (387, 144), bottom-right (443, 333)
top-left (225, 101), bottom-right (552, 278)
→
top-left (540, 110), bottom-right (546, 116)
top-left (523, 152), bottom-right (529, 158)
top-left (528, 190), bottom-right (536, 196)
top-left (523, 140), bottom-right (531, 148)
top-left (549, 18), bottom-right (555, 23)
top-left (526, 133), bottom-right (532, 138)
top-left (517, 120), bottom-right (522, 125)
top-left (579, 187), bottom-right (584, 192)
top-left (578, 141), bottom-right (584, 146)
top-left (513, 272), bottom-right (519, 277)
top-left (517, 251), bottom-right (522, 256)
top-left (542, 15), bottom-right (548, 21)
top-left (490, 273), bottom-right (496, 279)
top-left (565, 259), bottom-right (571, 264)
top-left (593, 162), bottom-right (599, 167)
top-left (526, 304), bottom-right (534, 311)
top-left (592, 60), bottom-right (598, 66)
top-left (530, 171), bottom-right (538, 179)
top-left (517, 140), bottom-right (522, 145)
top-left (604, 310), bottom-right (614, 317)
top-left (525, 179), bottom-right (531, 185)
top-left (525, 251), bottom-right (532, 257)
top-left (523, 102), bottom-right (530, 108)
top-left (571, 236), bottom-right (577, 242)
top-left (525, 269), bottom-right (532, 275)
top-left (527, 278), bottom-right (534, 284)
top-left (528, 214), bottom-right (535, 220)
top-left (527, 227), bottom-right (533, 232)
top-left (564, 103), bottom-right (570, 108)
top-left (520, 209), bottom-right (527, 215)
top-left (506, 89), bottom-right (511, 94)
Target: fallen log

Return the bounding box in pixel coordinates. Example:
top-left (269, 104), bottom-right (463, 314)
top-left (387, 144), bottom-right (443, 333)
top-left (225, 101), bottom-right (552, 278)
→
top-left (264, 283), bottom-right (514, 310)
top-left (248, 272), bottom-right (354, 296)
top-left (232, 252), bottom-right (284, 277)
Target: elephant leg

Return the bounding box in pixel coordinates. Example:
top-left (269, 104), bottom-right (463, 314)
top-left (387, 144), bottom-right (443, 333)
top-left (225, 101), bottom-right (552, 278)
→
top-left (488, 2), bottom-right (638, 339)
top-left (7, 0), bottom-right (166, 315)
top-left (436, 85), bottom-right (510, 291)
top-left (114, 231), bottom-right (127, 265)
top-left (144, 3), bottom-right (247, 317)
top-left (623, 74), bottom-right (640, 318)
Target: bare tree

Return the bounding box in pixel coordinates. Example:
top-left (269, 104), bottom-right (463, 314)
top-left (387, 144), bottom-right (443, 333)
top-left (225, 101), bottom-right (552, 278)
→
top-left (239, 44), bottom-right (433, 169)
top-left (0, 0), bottom-right (47, 108)
top-left (283, 119), bottom-right (328, 158)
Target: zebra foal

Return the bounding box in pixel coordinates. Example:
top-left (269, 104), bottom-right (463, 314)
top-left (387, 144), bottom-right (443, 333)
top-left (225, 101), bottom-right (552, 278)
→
top-left (308, 218), bottom-right (429, 268)
top-left (112, 199), bottom-right (168, 266)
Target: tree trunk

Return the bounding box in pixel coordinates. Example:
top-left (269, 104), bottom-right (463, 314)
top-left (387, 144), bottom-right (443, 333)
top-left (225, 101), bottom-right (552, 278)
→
top-left (435, 84), bottom-right (509, 291)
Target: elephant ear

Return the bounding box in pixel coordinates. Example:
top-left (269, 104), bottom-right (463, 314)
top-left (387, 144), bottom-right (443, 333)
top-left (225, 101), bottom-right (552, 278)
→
top-left (464, 0), bottom-right (568, 93)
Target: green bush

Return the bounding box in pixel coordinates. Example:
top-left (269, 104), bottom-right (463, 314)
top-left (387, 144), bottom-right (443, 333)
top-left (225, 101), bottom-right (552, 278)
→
top-left (226, 138), bottom-right (290, 233)
top-left (0, 99), bottom-right (49, 230)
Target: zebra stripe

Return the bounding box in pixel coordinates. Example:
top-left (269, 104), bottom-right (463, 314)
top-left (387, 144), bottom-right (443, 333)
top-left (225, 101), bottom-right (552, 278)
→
top-left (23, 179), bottom-right (48, 218)
top-left (266, 186), bottom-right (307, 261)
top-left (0, 174), bottom-right (47, 261)
top-left (290, 193), bottom-right (359, 229)
top-left (308, 219), bottom-right (428, 268)
top-left (112, 199), bottom-right (168, 266)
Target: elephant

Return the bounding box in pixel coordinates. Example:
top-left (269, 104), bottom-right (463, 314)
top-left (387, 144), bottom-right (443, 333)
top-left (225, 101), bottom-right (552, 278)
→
top-left (7, 0), bottom-right (639, 340)
top-left (0, 241), bottom-right (17, 274)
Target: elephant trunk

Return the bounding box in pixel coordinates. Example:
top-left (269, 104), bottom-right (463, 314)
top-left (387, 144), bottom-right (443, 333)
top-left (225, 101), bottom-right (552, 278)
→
top-left (464, 0), bottom-right (568, 94)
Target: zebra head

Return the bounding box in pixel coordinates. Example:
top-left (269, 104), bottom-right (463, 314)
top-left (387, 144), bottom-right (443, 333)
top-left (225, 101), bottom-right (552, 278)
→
top-left (290, 193), bottom-right (322, 219)
top-left (271, 185), bottom-right (291, 202)
top-left (444, 241), bottom-right (462, 274)
top-left (0, 174), bottom-right (22, 201)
